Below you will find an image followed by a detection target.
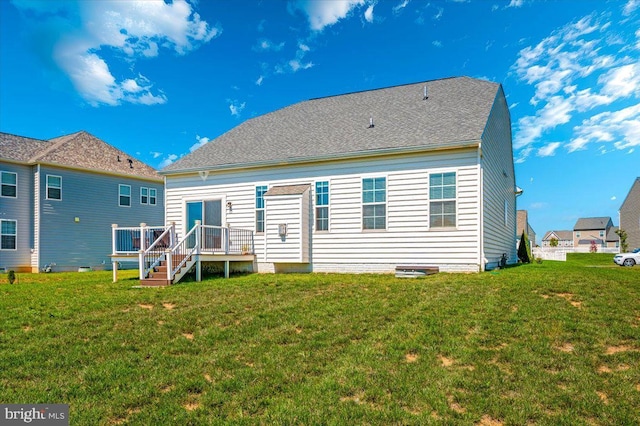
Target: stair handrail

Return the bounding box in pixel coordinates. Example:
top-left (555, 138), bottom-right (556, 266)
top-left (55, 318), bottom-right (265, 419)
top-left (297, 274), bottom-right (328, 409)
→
top-left (167, 221), bottom-right (200, 281)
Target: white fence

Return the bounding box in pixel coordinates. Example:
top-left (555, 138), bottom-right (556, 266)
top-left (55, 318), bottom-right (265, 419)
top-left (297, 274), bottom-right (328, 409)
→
top-left (533, 246), bottom-right (619, 262)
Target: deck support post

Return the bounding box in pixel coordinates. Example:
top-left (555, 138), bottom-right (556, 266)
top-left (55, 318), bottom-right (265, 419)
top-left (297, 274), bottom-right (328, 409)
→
top-left (224, 260), bottom-right (229, 279)
top-left (112, 260), bottom-right (118, 283)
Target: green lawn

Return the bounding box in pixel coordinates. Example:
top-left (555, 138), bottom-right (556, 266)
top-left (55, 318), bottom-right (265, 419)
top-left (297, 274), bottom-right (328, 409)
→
top-left (1, 255), bottom-right (639, 425)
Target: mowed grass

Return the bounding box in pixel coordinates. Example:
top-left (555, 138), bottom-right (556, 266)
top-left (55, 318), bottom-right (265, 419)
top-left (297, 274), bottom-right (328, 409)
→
top-left (1, 254), bottom-right (639, 425)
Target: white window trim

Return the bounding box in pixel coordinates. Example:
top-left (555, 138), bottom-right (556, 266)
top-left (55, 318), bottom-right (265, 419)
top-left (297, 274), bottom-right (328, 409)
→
top-left (255, 185), bottom-right (268, 234)
top-left (119, 184), bottom-right (132, 207)
top-left (46, 174), bottom-right (62, 201)
top-left (1, 171), bottom-right (18, 199)
top-left (140, 187), bottom-right (149, 205)
top-left (314, 180), bottom-right (330, 233)
top-left (149, 188), bottom-right (157, 206)
top-left (361, 175), bottom-right (388, 232)
top-left (0, 219), bottom-right (17, 251)
top-left (428, 170), bottom-right (458, 231)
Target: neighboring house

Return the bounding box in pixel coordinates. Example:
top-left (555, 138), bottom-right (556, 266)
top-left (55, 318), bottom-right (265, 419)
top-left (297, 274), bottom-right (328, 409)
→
top-left (516, 210), bottom-right (536, 248)
top-left (619, 177), bottom-right (640, 250)
top-left (160, 76), bottom-right (518, 273)
top-left (606, 226), bottom-right (620, 249)
top-left (541, 230), bottom-right (574, 248)
top-left (0, 131), bottom-right (164, 272)
top-left (573, 217), bottom-right (615, 249)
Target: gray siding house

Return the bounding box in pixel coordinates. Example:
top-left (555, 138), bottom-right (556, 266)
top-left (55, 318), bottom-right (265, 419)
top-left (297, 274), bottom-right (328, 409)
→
top-left (620, 178), bottom-right (640, 250)
top-left (1, 131), bottom-right (164, 272)
top-left (573, 217), bottom-right (615, 250)
top-left (160, 76), bottom-right (518, 273)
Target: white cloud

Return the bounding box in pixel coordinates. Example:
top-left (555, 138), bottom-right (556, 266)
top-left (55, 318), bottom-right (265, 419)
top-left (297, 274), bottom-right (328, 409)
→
top-left (15, 0), bottom-right (219, 107)
top-left (255, 38), bottom-right (285, 52)
top-left (511, 10), bottom-right (640, 157)
top-left (364, 5), bottom-right (374, 23)
top-left (190, 135), bottom-right (210, 152)
top-left (291, 0), bottom-right (365, 31)
top-left (289, 59), bottom-right (314, 72)
top-left (611, 195), bottom-right (617, 200)
top-left (151, 151), bottom-right (162, 159)
top-left (507, 0), bottom-right (524, 7)
top-left (433, 8), bottom-right (443, 20)
top-left (432, 40), bottom-right (443, 48)
top-left (158, 154), bottom-right (178, 169)
top-left (537, 142), bottom-right (562, 157)
top-left (228, 100), bottom-right (246, 116)
top-left (255, 75), bottom-right (264, 86)
top-left (623, 0), bottom-right (639, 16)
top-left (393, 0), bottom-right (410, 14)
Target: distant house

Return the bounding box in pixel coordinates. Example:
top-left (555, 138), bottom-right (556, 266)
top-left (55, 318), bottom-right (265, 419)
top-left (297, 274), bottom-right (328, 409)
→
top-left (516, 210), bottom-right (536, 248)
top-left (573, 217), bottom-right (615, 250)
top-left (159, 76), bottom-right (519, 274)
top-left (541, 230), bottom-right (574, 248)
top-left (606, 226), bottom-right (620, 249)
top-left (0, 131), bottom-right (164, 272)
top-left (619, 178), bottom-right (640, 249)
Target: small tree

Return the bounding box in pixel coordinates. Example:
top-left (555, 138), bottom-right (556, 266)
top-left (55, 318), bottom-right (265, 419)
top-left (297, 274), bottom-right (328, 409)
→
top-left (8, 270), bottom-right (16, 284)
top-left (550, 237), bottom-right (559, 248)
top-left (518, 231), bottom-right (532, 263)
top-left (590, 240), bottom-right (598, 253)
top-left (616, 228), bottom-right (628, 253)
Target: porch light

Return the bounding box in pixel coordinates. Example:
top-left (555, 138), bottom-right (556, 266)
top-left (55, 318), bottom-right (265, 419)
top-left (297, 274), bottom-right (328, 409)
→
top-left (226, 201), bottom-right (233, 211)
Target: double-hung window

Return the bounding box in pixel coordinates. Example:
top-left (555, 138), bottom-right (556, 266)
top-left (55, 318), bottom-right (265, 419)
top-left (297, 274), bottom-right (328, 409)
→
top-left (119, 184), bottom-right (131, 207)
top-left (362, 177), bottom-right (386, 230)
top-left (429, 172), bottom-right (456, 228)
top-left (140, 187), bottom-right (157, 205)
top-left (1, 219), bottom-right (17, 250)
top-left (1, 171), bottom-right (17, 198)
top-left (315, 181), bottom-right (329, 231)
top-left (255, 185), bottom-right (267, 233)
top-left (46, 175), bottom-right (62, 200)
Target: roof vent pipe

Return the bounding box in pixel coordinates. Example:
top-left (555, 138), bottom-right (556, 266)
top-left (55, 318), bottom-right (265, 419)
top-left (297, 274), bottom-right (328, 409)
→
top-left (423, 85), bottom-right (428, 100)
top-left (369, 116), bottom-right (374, 128)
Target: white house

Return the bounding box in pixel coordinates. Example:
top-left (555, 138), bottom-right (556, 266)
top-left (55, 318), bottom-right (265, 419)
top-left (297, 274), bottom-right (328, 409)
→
top-left (160, 76), bottom-right (518, 274)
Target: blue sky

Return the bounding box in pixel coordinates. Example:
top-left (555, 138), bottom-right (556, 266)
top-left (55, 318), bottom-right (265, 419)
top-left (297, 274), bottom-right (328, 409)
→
top-left (1, 0), bottom-right (638, 242)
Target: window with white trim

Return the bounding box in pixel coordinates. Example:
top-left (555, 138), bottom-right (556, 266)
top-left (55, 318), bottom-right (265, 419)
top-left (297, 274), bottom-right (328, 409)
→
top-left (315, 181), bottom-right (329, 231)
top-left (362, 177), bottom-right (386, 230)
top-left (119, 184), bottom-right (131, 207)
top-left (140, 187), bottom-right (158, 205)
top-left (46, 175), bottom-right (62, 200)
top-left (1, 171), bottom-right (17, 198)
top-left (429, 172), bottom-right (456, 228)
top-left (255, 185), bottom-right (267, 233)
top-left (1, 219), bottom-right (17, 250)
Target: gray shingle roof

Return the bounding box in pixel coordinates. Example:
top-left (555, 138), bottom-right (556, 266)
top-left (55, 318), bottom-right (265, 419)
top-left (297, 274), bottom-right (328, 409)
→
top-left (543, 230), bottom-right (573, 241)
top-left (264, 184), bottom-right (311, 196)
top-left (573, 217), bottom-right (613, 231)
top-left (162, 76), bottom-right (501, 174)
top-left (0, 131), bottom-right (161, 181)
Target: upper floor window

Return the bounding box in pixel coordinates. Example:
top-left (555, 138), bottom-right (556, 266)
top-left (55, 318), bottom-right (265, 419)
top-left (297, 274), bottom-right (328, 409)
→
top-left (46, 175), bottom-right (62, 200)
top-left (362, 177), bottom-right (386, 230)
top-left (149, 188), bottom-right (157, 206)
top-left (141, 187), bottom-right (149, 205)
top-left (1, 219), bottom-right (17, 250)
top-left (430, 172), bottom-right (456, 228)
top-left (255, 185), bottom-right (267, 233)
top-left (1, 171), bottom-right (17, 198)
top-left (599, 230), bottom-right (605, 238)
top-left (119, 184), bottom-right (131, 207)
top-left (315, 181), bottom-right (329, 231)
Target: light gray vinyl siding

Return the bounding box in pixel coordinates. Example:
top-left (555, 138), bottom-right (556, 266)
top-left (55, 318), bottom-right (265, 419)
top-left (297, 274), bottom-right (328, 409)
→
top-left (480, 86), bottom-right (517, 268)
top-left (36, 165), bottom-right (164, 270)
top-left (264, 189), bottom-right (310, 263)
top-left (165, 149), bottom-right (482, 272)
top-left (0, 161), bottom-right (33, 271)
top-left (620, 179), bottom-right (640, 249)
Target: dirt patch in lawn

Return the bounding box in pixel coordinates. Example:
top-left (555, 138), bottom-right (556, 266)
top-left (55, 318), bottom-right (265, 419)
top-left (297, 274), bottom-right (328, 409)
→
top-left (439, 355), bottom-right (454, 367)
top-left (555, 343), bottom-right (574, 353)
top-left (605, 345), bottom-right (637, 355)
top-left (405, 353), bottom-right (419, 363)
top-left (138, 304), bottom-right (153, 310)
top-left (162, 303), bottom-right (176, 310)
top-left (182, 333), bottom-right (194, 340)
top-left (477, 414), bottom-right (504, 425)
top-left (555, 293), bottom-right (582, 308)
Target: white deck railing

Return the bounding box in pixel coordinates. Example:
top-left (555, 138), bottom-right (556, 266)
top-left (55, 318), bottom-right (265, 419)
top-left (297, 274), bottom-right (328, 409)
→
top-left (111, 222), bottom-right (254, 282)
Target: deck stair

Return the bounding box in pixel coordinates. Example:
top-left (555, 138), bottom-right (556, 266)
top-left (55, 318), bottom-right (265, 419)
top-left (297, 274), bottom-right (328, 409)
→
top-left (139, 254), bottom-right (194, 286)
